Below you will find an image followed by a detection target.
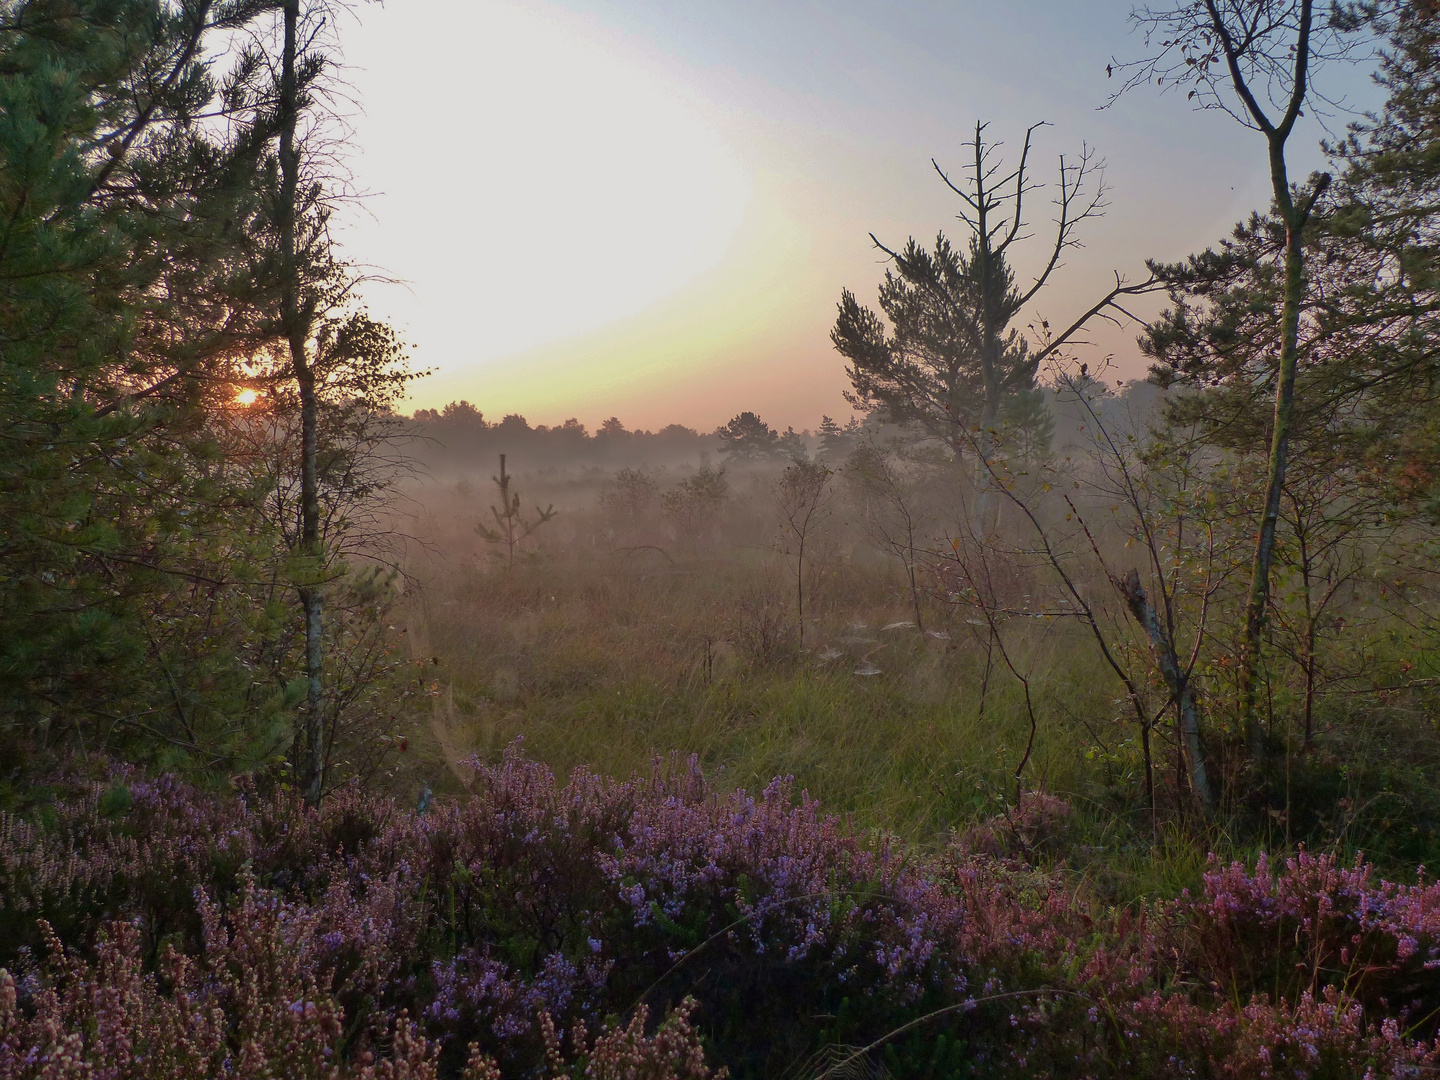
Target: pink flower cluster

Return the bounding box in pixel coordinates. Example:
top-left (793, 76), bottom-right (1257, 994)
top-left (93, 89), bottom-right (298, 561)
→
top-left (4, 750), bottom-right (1440, 1077)
top-left (1188, 849), bottom-right (1440, 1011)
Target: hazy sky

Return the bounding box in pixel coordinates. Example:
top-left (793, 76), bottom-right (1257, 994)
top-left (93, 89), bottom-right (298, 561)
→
top-left (334, 0), bottom-right (1378, 431)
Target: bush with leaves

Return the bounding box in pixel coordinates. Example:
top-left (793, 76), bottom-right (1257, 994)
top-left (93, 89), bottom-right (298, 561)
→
top-left (6, 754), bottom-right (1440, 1075)
top-left (661, 466), bottom-right (730, 550)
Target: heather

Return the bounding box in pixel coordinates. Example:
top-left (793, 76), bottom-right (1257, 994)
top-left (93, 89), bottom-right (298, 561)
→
top-left (17, 1), bottom-right (1440, 1077)
top-left (5, 753), bottom-right (1440, 1079)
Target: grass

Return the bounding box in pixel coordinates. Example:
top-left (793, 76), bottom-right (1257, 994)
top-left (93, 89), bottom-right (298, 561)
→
top-left (399, 463), bottom-right (1440, 905)
top-left (409, 476), bottom-right (1129, 839)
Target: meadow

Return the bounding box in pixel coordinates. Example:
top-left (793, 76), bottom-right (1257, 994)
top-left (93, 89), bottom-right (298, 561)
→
top-left (398, 416), bottom-right (1440, 902)
top-left (407, 455), bottom-right (1090, 815)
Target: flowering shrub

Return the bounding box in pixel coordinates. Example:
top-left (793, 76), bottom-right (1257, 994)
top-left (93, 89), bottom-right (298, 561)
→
top-left (0, 945), bottom-right (713, 1080)
top-left (537, 998), bottom-right (724, 1080)
top-left (4, 749), bottom-right (1440, 1077)
top-left (1186, 849), bottom-right (1440, 1020)
top-left (958, 789), bottom-right (1076, 862)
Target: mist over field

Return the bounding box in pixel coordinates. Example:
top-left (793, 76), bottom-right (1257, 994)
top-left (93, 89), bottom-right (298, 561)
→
top-left (394, 384), bottom-right (1175, 831)
top-left (12, 1), bottom-right (1440, 1077)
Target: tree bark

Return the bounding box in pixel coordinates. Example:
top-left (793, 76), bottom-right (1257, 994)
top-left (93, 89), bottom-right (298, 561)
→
top-left (1237, 145), bottom-right (1310, 759)
top-left (1120, 569), bottom-right (1213, 812)
top-left (1195, 0), bottom-right (1324, 765)
top-left (278, 0), bottom-right (326, 806)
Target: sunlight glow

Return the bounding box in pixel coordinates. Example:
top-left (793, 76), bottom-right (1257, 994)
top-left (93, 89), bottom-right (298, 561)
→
top-left (345, 2), bottom-right (753, 367)
top-left (235, 388), bottom-right (259, 406)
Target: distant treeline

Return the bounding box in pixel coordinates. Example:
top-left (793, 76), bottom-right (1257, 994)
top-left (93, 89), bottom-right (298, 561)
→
top-left (409, 401), bottom-right (831, 473)
top-left (411, 402), bottom-right (717, 472)
top-left (408, 382), bottom-right (1164, 476)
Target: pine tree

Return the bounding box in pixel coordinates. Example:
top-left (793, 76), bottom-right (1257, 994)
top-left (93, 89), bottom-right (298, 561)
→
top-left (717, 412), bottom-right (782, 462)
top-left (476, 455), bottom-right (557, 569)
top-left (831, 231), bottom-right (1034, 457)
top-left (0, 0), bottom-right (423, 789)
top-left (0, 0), bottom-right (282, 762)
top-left (832, 122), bottom-right (1145, 468)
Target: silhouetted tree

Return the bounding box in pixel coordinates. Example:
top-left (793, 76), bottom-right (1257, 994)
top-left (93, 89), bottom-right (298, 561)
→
top-left (833, 122), bottom-right (1155, 470)
top-left (717, 412), bottom-right (782, 462)
top-left (662, 464), bottom-right (729, 547)
top-left (0, 0), bottom-right (275, 746)
top-left (270, 0), bottom-right (334, 805)
top-left (599, 468), bottom-right (660, 538)
top-left (1000, 388), bottom-right (1056, 465)
top-left (443, 400), bottom-right (487, 425)
top-left (476, 454), bottom-right (557, 570)
top-left (777, 426), bottom-right (808, 460)
top-left (845, 443), bottom-right (933, 631)
top-left (774, 459), bottom-right (836, 645)
top-left (817, 415), bottom-right (865, 461)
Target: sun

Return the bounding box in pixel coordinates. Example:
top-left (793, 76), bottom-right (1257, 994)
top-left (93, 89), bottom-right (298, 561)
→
top-left (235, 388), bottom-right (259, 406)
top-left (343, 3), bottom-right (752, 372)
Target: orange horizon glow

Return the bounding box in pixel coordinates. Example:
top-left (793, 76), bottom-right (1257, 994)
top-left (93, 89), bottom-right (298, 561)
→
top-left (337, 0), bottom-right (1341, 434)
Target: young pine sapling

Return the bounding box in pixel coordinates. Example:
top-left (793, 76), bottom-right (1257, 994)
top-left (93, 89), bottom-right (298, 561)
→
top-left (476, 454), bottom-right (557, 570)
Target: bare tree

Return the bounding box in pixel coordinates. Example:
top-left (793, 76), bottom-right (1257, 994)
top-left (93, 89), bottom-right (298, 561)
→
top-left (940, 529), bottom-right (1047, 804)
top-left (661, 464), bottom-right (730, 552)
top-left (845, 442), bottom-right (932, 631)
top-left (1056, 370), bottom-right (1222, 813)
top-left (932, 364), bottom-right (1236, 824)
top-left (774, 458), bottom-right (836, 646)
top-left (833, 121), bottom-right (1160, 531)
top-left (1268, 456), bottom-right (1394, 749)
top-left (930, 123), bottom-right (1114, 438)
top-left (936, 465), bottom-right (1166, 827)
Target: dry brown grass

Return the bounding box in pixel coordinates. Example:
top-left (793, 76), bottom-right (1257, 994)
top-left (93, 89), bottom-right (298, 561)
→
top-left (397, 464), bottom-right (1120, 838)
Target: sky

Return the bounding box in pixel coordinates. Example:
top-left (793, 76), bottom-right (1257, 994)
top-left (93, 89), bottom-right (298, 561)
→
top-left (332, 0), bottom-right (1381, 432)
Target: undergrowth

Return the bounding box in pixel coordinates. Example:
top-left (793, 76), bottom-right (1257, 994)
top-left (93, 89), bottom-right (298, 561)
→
top-left (5, 756), bottom-right (1440, 1078)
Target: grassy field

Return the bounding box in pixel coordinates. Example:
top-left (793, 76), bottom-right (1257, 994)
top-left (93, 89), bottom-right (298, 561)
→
top-left (398, 456), bottom-right (1440, 905)
top-left (402, 467), bottom-right (1127, 891)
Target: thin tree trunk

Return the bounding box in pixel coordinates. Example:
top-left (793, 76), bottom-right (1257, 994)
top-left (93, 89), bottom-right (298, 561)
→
top-left (1297, 523), bottom-right (1318, 751)
top-left (279, 0), bottom-right (325, 806)
top-left (909, 571), bottom-right (923, 631)
top-left (1224, 0), bottom-right (1329, 758)
top-left (977, 624), bottom-right (995, 722)
top-left (907, 550), bottom-right (924, 631)
top-left (795, 534), bottom-right (805, 646)
top-left (972, 125), bottom-right (1002, 538)
top-left (1238, 167), bottom-right (1303, 759)
top-left (1140, 718), bottom-right (1156, 840)
top-left (1120, 569), bottom-right (1213, 812)
top-left (973, 300), bottom-right (1005, 537)
top-left (299, 378), bottom-right (323, 805)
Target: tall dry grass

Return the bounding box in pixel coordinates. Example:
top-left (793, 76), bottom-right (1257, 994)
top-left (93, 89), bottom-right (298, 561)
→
top-left (394, 444), bottom-right (1440, 899)
top-left (402, 463), bottom-right (1132, 843)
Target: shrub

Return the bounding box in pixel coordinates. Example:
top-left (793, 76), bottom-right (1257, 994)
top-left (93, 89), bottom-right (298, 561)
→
top-left (5, 752), bottom-right (1440, 1077)
top-left (662, 466), bottom-right (729, 548)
